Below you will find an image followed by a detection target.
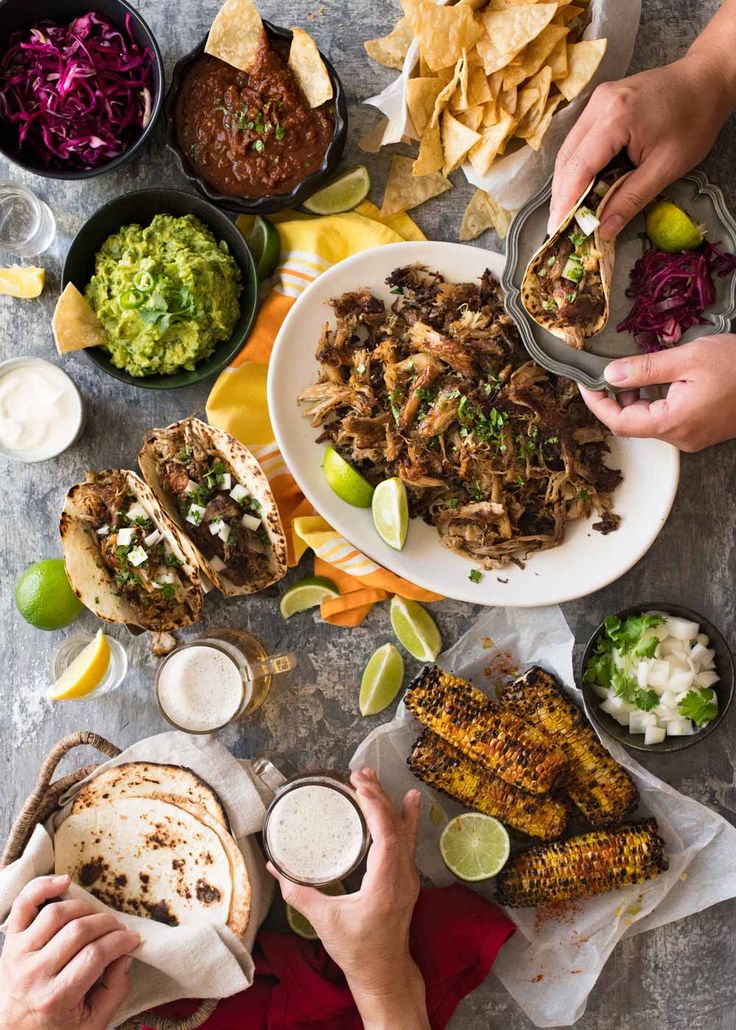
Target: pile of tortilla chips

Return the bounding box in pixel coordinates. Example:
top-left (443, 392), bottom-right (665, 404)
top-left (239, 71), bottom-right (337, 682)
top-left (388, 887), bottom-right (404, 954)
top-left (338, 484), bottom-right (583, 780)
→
top-left (364, 0), bottom-right (607, 237)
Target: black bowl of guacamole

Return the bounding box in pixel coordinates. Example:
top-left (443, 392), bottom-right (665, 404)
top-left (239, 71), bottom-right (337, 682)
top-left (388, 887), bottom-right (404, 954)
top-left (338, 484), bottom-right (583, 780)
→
top-left (62, 188), bottom-right (258, 390)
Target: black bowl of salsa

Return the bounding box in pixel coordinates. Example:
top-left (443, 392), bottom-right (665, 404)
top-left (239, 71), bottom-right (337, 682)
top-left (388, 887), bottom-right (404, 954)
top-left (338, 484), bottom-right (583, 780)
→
top-left (0, 0), bottom-right (164, 180)
top-left (164, 22), bottom-right (347, 214)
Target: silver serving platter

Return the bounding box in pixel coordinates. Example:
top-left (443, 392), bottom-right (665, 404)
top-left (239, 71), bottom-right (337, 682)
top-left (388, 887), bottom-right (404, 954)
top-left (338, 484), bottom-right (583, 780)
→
top-left (502, 169), bottom-right (736, 390)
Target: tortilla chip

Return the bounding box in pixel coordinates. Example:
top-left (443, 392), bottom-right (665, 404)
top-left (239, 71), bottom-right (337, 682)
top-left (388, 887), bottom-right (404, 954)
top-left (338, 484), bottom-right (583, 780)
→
top-left (418, 53), bottom-right (433, 77)
top-left (466, 65), bottom-right (493, 107)
top-left (476, 5), bottom-right (557, 75)
top-left (441, 110), bottom-right (482, 174)
top-left (52, 283), bottom-right (106, 354)
top-left (407, 77), bottom-right (445, 137)
top-left (520, 91), bottom-right (564, 149)
top-left (499, 85), bottom-right (518, 116)
top-left (364, 17), bottom-right (414, 70)
top-left (456, 104), bottom-right (484, 131)
top-left (457, 0), bottom-right (489, 8)
top-left (560, 4), bottom-right (584, 23)
top-left (547, 36), bottom-right (569, 78)
top-left (556, 38), bottom-right (607, 101)
top-left (289, 27), bottom-right (333, 107)
top-left (359, 117), bottom-right (389, 153)
top-left (459, 189), bottom-right (514, 241)
top-left (205, 0), bottom-right (264, 72)
top-left (401, 0), bottom-right (482, 72)
top-left (429, 54), bottom-right (466, 128)
top-left (413, 119), bottom-right (443, 175)
top-left (502, 23), bottom-right (568, 89)
top-left (381, 155), bottom-right (452, 216)
top-left (514, 65), bottom-right (552, 133)
top-left (468, 111), bottom-right (514, 175)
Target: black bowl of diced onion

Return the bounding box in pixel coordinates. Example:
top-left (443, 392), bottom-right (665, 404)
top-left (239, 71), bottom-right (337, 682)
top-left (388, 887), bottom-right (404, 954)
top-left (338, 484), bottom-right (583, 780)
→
top-left (579, 602), bottom-right (734, 753)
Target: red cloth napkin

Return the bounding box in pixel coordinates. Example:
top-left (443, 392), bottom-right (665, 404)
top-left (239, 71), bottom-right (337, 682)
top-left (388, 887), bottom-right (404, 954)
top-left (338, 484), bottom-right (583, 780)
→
top-left (147, 885), bottom-right (515, 1029)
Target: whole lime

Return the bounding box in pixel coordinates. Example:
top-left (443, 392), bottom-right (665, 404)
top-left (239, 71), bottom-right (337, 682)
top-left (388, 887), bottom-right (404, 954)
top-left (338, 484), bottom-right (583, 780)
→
top-left (15, 559), bottom-right (84, 630)
top-left (646, 199), bottom-right (704, 253)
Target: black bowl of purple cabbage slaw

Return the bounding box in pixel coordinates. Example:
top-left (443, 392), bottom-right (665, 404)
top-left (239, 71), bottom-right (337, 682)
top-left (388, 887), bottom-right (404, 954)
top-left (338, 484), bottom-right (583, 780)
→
top-left (0, 0), bottom-right (164, 179)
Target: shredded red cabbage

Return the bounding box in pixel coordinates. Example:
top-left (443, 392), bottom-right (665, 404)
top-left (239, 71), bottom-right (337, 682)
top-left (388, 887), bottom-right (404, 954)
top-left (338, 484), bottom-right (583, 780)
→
top-left (617, 240), bottom-right (736, 352)
top-left (0, 12), bottom-right (154, 170)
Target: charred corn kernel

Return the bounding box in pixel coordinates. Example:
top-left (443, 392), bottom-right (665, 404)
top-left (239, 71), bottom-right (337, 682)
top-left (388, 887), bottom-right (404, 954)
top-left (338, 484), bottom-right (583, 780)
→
top-left (404, 666), bottom-right (566, 795)
top-left (501, 666), bottom-right (638, 827)
top-left (495, 818), bottom-right (668, 907)
top-left (408, 730), bottom-right (568, 841)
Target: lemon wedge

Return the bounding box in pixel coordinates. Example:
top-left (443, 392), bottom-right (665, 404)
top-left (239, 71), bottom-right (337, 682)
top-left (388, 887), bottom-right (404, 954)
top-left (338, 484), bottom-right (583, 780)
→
top-left (48, 629), bottom-right (111, 700)
top-left (0, 265), bottom-right (45, 298)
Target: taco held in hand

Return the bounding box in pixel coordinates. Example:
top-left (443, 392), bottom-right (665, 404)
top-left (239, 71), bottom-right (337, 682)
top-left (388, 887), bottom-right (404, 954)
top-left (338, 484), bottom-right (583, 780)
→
top-left (60, 469), bottom-right (203, 631)
top-left (139, 417), bottom-right (287, 596)
top-left (521, 171), bottom-right (629, 349)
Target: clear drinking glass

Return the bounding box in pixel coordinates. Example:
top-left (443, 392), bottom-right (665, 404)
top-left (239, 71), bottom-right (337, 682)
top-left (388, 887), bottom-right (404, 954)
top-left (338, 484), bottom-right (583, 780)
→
top-left (0, 181), bottom-right (56, 256)
top-left (155, 627), bottom-right (296, 734)
top-left (255, 759), bottom-right (371, 887)
top-left (51, 633), bottom-right (128, 699)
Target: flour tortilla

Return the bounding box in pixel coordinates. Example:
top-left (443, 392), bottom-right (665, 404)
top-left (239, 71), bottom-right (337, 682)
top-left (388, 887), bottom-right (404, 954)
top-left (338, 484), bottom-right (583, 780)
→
top-left (521, 172), bottom-right (631, 348)
top-left (59, 469), bottom-right (203, 631)
top-left (138, 417), bottom-right (287, 597)
top-left (71, 762), bottom-right (229, 830)
top-left (55, 797), bottom-right (236, 932)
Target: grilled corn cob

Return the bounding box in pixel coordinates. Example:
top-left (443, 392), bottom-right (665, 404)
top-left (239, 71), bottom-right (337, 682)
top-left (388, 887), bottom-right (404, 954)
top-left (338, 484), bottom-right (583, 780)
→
top-left (501, 666), bottom-right (638, 827)
top-left (408, 730), bottom-right (568, 841)
top-left (495, 818), bottom-right (668, 907)
top-left (404, 666), bottom-right (566, 795)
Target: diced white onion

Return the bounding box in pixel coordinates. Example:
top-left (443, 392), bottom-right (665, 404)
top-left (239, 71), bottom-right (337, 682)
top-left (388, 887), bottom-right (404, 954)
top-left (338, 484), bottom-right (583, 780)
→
top-left (217, 521), bottom-right (231, 544)
top-left (230, 483), bottom-right (249, 504)
top-left (629, 711), bottom-right (657, 734)
top-left (186, 503), bottom-right (206, 526)
top-left (219, 473), bottom-right (232, 491)
top-left (241, 513), bottom-right (261, 532)
top-left (144, 528), bottom-right (162, 548)
top-left (667, 717), bottom-right (695, 736)
top-left (117, 526), bottom-right (135, 547)
top-left (184, 479), bottom-right (200, 495)
top-left (644, 725), bottom-right (666, 746)
top-left (574, 205), bottom-right (600, 235)
top-left (126, 504), bottom-right (148, 523)
top-left (209, 519), bottom-right (222, 536)
top-left (128, 546), bottom-right (148, 567)
top-left (664, 616), bottom-right (700, 641)
top-left (96, 524), bottom-right (110, 537)
top-left (209, 555), bottom-right (227, 572)
top-left (695, 670), bottom-right (720, 689)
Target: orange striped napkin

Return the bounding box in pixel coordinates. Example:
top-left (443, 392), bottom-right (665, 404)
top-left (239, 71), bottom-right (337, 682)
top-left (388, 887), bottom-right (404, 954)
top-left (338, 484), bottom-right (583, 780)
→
top-left (206, 202), bottom-right (441, 626)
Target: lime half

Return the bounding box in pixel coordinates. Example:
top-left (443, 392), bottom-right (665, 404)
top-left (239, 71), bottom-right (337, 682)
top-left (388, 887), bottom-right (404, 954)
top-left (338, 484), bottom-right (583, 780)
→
top-left (372, 477), bottom-right (409, 550)
top-left (322, 446), bottom-right (375, 507)
top-left (646, 199), bottom-right (704, 253)
top-left (16, 559), bottom-right (84, 630)
top-left (286, 881), bottom-right (345, 940)
top-left (440, 814), bottom-right (510, 882)
top-left (303, 166), bottom-right (371, 215)
top-left (360, 642), bottom-right (404, 716)
top-left (280, 575), bottom-right (340, 618)
top-left (389, 596), bottom-right (441, 662)
top-left (242, 215), bottom-right (281, 279)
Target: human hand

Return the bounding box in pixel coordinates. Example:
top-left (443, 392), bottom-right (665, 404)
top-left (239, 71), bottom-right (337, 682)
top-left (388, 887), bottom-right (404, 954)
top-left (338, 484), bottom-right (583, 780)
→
top-left (269, 769), bottom-right (428, 1030)
top-left (0, 874), bottom-right (140, 1030)
top-left (548, 52), bottom-right (735, 240)
top-left (580, 335), bottom-right (736, 451)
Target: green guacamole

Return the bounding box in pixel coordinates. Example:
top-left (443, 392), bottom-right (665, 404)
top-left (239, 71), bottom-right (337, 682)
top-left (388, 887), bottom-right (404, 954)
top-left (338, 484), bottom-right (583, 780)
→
top-left (85, 214), bottom-right (242, 377)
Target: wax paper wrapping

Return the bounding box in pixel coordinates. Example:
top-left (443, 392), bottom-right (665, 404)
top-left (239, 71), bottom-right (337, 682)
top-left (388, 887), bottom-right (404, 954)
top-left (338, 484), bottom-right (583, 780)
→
top-left (0, 732), bottom-right (273, 1027)
top-left (350, 607), bottom-right (736, 1027)
top-left (365, 0), bottom-right (642, 211)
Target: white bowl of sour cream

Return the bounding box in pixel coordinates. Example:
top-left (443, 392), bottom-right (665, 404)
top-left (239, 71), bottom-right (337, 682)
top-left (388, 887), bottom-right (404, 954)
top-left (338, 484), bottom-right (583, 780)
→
top-left (0, 357), bottom-right (84, 462)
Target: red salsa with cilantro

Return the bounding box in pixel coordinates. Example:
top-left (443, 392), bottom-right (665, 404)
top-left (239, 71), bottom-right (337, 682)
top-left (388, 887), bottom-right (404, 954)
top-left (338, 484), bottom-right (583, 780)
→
top-left (175, 40), bottom-right (334, 198)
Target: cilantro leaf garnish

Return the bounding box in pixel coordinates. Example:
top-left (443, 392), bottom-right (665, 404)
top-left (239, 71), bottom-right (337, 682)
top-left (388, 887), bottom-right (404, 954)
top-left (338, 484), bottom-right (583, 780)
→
top-left (678, 688), bottom-right (718, 726)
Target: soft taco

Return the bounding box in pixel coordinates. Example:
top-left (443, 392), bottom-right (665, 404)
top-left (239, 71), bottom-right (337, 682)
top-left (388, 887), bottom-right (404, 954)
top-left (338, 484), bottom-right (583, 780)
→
top-left (138, 417), bottom-right (287, 596)
top-left (60, 469), bottom-right (203, 631)
top-left (521, 170), bottom-right (630, 349)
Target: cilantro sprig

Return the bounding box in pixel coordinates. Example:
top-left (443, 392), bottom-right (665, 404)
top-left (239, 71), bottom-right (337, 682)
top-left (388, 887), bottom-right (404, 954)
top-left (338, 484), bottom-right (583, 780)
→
top-left (678, 688), bottom-right (718, 727)
top-left (583, 613), bottom-right (666, 713)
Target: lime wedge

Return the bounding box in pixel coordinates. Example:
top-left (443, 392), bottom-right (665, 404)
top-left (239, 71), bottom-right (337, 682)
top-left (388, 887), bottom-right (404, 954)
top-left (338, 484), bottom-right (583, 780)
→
top-left (242, 215), bottom-right (281, 279)
top-left (303, 166), bottom-right (371, 215)
top-left (645, 199), bottom-right (704, 253)
top-left (359, 642), bottom-right (404, 716)
top-left (47, 629), bottom-right (110, 701)
top-left (0, 265), bottom-right (45, 298)
top-left (322, 446), bottom-right (375, 507)
top-left (372, 477), bottom-right (409, 550)
top-left (286, 881), bottom-right (345, 939)
top-left (439, 814), bottom-right (510, 882)
top-left (280, 575), bottom-right (340, 618)
top-left (389, 596), bottom-right (442, 662)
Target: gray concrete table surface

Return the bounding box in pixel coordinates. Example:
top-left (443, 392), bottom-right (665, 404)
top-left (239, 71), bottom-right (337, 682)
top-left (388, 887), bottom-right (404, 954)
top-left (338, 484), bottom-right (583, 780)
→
top-left (1, 0), bottom-right (735, 1027)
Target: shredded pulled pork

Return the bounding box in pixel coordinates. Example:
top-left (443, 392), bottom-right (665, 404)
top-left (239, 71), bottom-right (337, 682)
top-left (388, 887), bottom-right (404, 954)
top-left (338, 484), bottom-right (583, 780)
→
top-left (298, 265), bottom-right (622, 569)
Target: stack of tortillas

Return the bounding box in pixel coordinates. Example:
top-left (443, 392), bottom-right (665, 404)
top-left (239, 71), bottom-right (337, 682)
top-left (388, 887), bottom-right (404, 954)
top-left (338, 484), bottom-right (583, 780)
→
top-left (54, 762), bottom-right (251, 936)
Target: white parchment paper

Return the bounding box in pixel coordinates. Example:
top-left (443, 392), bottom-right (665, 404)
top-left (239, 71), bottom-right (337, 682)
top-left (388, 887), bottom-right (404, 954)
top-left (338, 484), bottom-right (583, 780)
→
top-left (365, 0), bottom-right (642, 211)
top-left (350, 607), bottom-right (736, 1027)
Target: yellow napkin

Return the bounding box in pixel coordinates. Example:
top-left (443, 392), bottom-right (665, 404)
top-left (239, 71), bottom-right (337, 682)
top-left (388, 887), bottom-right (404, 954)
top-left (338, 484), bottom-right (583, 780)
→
top-left (206, 202), bottom-right (441, 626)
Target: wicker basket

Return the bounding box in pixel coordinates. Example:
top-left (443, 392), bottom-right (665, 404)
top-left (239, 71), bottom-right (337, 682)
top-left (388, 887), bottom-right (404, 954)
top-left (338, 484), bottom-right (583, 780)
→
top-left (1, 731), bottom-right (219, 1030)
